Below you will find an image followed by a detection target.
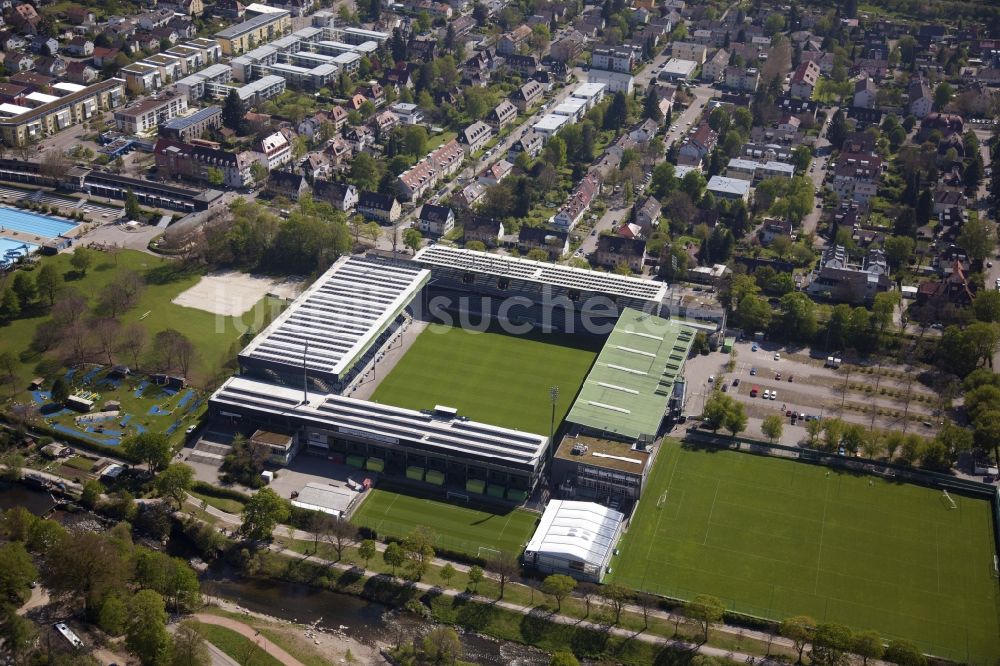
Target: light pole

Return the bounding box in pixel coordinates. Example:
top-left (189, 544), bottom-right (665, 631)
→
top-left (549, 386), bottom-right (559, 450)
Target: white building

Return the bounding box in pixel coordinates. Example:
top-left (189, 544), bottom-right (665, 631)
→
top-left (533, 113), bottom-right (570, 138)
top-left (258, 131), bottom-right (291, 169)
top-left (659, 58), bottom-right (697, 82)
top-left (523, 500), bottom-right (625, 583)
top-left (586, 69), bottom-right (634, 94)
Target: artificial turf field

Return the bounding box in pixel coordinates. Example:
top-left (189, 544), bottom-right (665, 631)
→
top-left (370, 322), bottom-right (602, 434)
top-left (352, 487), bottom-right (539, 556)
top-left (609, 441), bottom-right (1000, 662)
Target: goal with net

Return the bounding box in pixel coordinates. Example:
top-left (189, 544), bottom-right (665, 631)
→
top-left (943, 489), bottom-right (957, 510)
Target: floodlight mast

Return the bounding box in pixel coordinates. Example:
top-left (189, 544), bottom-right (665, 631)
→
top-left (302, 340), bottom-right (309, 405)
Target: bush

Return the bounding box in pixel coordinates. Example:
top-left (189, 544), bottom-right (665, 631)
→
top-left (191, 481), bottom-right (251, 504)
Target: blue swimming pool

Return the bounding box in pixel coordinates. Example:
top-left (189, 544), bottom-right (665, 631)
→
top-left (0, 237), bottom-right (38, 268)
top-left (0, 207), bottom-right (78, 238)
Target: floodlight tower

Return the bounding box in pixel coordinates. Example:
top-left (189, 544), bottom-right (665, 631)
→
top-left (549, 385), bottom-right (559, 455)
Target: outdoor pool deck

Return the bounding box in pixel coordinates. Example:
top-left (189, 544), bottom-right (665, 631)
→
top-left (0, 206), bottom-right (80, 238)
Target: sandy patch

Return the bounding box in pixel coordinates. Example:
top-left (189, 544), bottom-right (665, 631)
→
top-left (172, 271), bottom-right (304, 316)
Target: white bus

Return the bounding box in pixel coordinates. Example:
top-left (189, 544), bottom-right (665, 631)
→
top-left (53, 623), bottom-right (84, 649)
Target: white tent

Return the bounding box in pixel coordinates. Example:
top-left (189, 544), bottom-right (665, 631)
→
top-left (524, 500), bottom-right (624, 582)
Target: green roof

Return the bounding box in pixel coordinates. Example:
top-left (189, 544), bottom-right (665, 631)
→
top-left (565, 309), bottom-right (696, 440)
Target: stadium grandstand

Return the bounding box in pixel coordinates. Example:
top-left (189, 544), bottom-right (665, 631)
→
top-left (238, 256), bottom-right (429, 392)
top-left (413, 245), bottom-right (668, 332)
top-left (550, 310), bottom-right (697, 509)
top-left (209, 376), bottom-right (549, 500)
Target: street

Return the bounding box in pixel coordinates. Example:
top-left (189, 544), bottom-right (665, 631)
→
top-left (800, 105), bottom-right (837, 238)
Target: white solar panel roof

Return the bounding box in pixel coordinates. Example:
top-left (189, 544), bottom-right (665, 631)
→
top-left (239, 256), bottom-right (429, 379)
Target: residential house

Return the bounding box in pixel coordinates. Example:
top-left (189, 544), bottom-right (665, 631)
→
top-left (594, 235), bottom-right (646, 272)
top-left (549, 31), bottom-right (586, 63)
top-left (453, 181), bottom-right (487, 210)
top-left (154, 138), bottom-right (256, 188)
top-left (31, 35), bottom-right (58, 55)
top-left (33, 55), bottom-right (66, 78)
top-left (417, 204), bottom-right (455, 237)
top-left (345, 125), bottom-right (374, 152)
top-left (265, 170), bottom-right (310, 200)
top-left (759, 218), bottom-right (794, 245)
top-left (505, 54), bottom-right (539, 76)
top-left (633, 195), bottom-right (660, 233)
top-left (933, 189), bottom-right (967, 214)
top-left (806, 245), bottom-right (891, 304)
top-left (313, 180), bottom-right (358, 211)
top-left (508, 130), bottom-right (544, 160)
top-left (706, 175), bottom-right (751, 201)
top-left (724, 66), bottom-right (759, 92)
top-left (671, 41), bottom-right (707, 64)
top-left (486, 100), bottom-right (517, 131)
top-left (64, 36), bottom-right (94, 57)
top-left (477, 159), bottom-right (512, 186)
top-left (458, 120), bottom-right (492, 153)
top-left (789, 61), bottom-right (820, 99)
top-left (701, 48), bottom-right (728, 81)
top-left (908, 78), bottom-right (933, 118)
top-left (853, 78), bottom-right (877, 109)
top-left (678, 123), bottom-right (718, 165)
top-left (390, 103), bottom-right (423, 125)
top-left (831, 152), bottom-right (881, 203)
top-left (92, 47), bottom-right (120, 68)
top-left (552, 170), bottom-right (600, 230)
top-left (3, 52), bottom-right (34, 72)
top-left (777, 115), bottom-right (801, 133)
top-left (917, 259), bottom-right (975, 308)
top-left (591, 46), bottom-right (634, 73)
top-left (629, 118), bottom-right (660, 143)
top-left (464, 215), bottom-right (504, 247)
top-left (497, 25), bottom-right (532, 55)
top-left (0, 31), bottom-right (26, 51)
top-left (357, 191), bottom-right (401, 224)
top-left (12, 3), bottom-right (40, 33)
top-left (66, 61), bottom-right (99, 84)
top-left (65, 6), bottom-right (96, 25)
top-left (518, 226), bottom-right (569, 259)
top-left (510, 80), bottom-right (544, 112)
top-left (371, 109), bottom-right (399, 135)
top-left (397, 138), bottom-right (465, 201)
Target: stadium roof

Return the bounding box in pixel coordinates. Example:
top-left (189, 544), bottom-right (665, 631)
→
top-left (239, 256), bottom-right (429, 381)
top-left (211, 376), bottom-right (549, 469)
top-left (565, 308), bottom-right (696, 439)
top-left (524, 500), bottom-right (624, 568)
top-left (413, 245), bottom-right (668, 303)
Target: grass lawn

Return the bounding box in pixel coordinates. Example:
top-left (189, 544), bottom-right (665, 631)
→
top-left (190, 622), bottom-right (284, 666)
top-left (352, 487), bottom-right (539, 556)
top-left (609, 440), bottom-right (1000, 663)
top-left (0, 250), bottom-right (282, 392)
top-left (189, 490), bottom-right (246, 514)
top-left (61, 455), bottom-right (94, 472)
top-left (371, 323), bottom-right (601, 434)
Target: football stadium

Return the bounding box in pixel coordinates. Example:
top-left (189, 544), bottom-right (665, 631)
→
top-left (208, 249), bottom-right (999, 658)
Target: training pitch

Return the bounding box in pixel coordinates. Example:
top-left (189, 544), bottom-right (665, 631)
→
top-left (352, 487), bottom-right (539, 556)
top-left (609, 441), bottom-right (1000, 662)
top-left (371, 323), bottom-right (601, 435)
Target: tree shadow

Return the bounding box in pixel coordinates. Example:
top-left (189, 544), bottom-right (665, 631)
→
top-left (94, 262), bottom-right (115, 272)
top-left (144, 263), bottom-right (197, 285)
top-left (64, 270), bottom-right (86, 282)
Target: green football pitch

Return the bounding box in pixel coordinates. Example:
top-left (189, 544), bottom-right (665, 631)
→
top-left (370, 323), bottom-right (602, 434)
top-left (352, 487), bottom-right (539, 556)
top-left (609, 441), bottom-right (1000, 663)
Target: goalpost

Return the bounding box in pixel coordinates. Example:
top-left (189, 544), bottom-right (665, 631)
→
top-left (656, 491), bottom-right (668, 509)
top-left (943, 489), bottom-right (958, 510)
top-left (478, 546), bottom-right (501, 560)
top-left (447, 491), bottom-right (470, 504)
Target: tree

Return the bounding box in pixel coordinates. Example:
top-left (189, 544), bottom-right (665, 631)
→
top-left (650, 162), bottom-right (676, 198)
top-left (358, 539), bottom-right (377, 568)
top-left (0, 288), bottom-right (20, 322)
top-left (811, 622), bottom-right (854, 666)
top-left (125, 188), bottom-right (142, 220)
top-left (250, 161), bottom-right (268, 186)
top-left (883, 235), bottom-right (914, 269)
top-left (402, 228), bottom-right (422, 254)
top-left (440, 562), bottom-right (456, 588)
top-left (543, 135), bottom-right (566, 167)
top-left (154, 463), bottom-right (194, 510)
top-left (853, 629), bottom-right (885, 666)
top-left (171, 621), bottom-right (211, 666)
top-left (222, 89), bottom-right (246, 132)
top-left (723, 400), bottom-right (747, 436)
top-left (467, 565), bottom-right (484, 592)
top-left (601, 583), bottom-right (629, 625)
top-left (99, 594), bottom-right (128, 635)
top-left (604, 92), bottom-right (628, 131)
top-left (933, 82), bottom-right (953, 111)
top-left (10, 272), bottom-right (34, 310)
top-left (779, 292), bottom-right (818, 342)
top-left (35, 263), bottom-right (62, 307)
top-left (0, 606), bottom-right (37, 665)
top-left (0, 542), bottom-right (37, 604)
top-left (69, 246), bottom-right (94, 276)
top-left (80, 479), bottom-right (104, 509)
top-left (41, 530), bottom-right (127, 616)
top-left (550, 651), bottom-right (581, 666)
top-left (50, 376), bottom-right (70, 404)
top-left (206, 167), bottom-right (224, 187)
top-left (642, 86), bottom-right (662, 122)
top-left (884, 640), bottom-right (926, 666)
top-left (761, 414), bottom-right (784, 443)
top-left (686, 594), bottom-right (724, 642)
top-left (974, 291), bottom-right (1000, 323)
top-left (383, 542), bottom-right (405, 576)
top-left (486, 551), bottom-right (519, 599)
top-left (126, 589), bottom-right (170, 666)
top-left (827, 109), bottom-right (847, 148)
top-left (422, 626), bottom-right (462, 665)
top-left (239, 488), bottom-right (289, 543)
top-left (123, 432), bottom-right (172, 473)
top-left (526, 248), bottom-right (551, 262)
top-left (957, 214), bottom-right (997, 266)
top-left (781, 615), bottom-right (816, 663)
top-left (541, 574), bottom-right (576, 611)
top-left (350, 152), bottom-right (381, 191)
top-left (325, 519), bottom-right (359, 562)
top-left (702, 391), bottom-right (732, 432)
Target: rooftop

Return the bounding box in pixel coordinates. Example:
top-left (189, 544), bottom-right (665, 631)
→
top-left (554, 431), bottom-right (652, 474)
top-left (524, 500), bottom-right (625, 568)
top-left (565, 309), bottom-right (696, 440)
top-left (215, 9), bottom-right (289, 39)
top-left (239, 256), bottom-right (430, 380)
top-left (162, 105), bottom-right (221, 130)
top-left (413, 245), bottom-right (668, 302)
top-left (211, 376), bottom-right (549, 469)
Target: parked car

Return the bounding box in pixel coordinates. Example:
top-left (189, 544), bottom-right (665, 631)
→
top-left (732, 378), bottom-right (740, 386)
top-left (750, 367), bottom-right (757, 375)
top-left (773, 352), bottom-right (781, 361)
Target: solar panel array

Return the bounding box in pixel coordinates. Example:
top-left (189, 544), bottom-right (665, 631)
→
top-left (211, 377), bottom-right (548, 469)
top-left (414, 245), bottom-right (667, 302)
top-left (239, 257), bottom-right (429, 379)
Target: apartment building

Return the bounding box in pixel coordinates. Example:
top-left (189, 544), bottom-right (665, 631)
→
top-left (154, 137), bottom-right (256, 188)
top-left (114, 93), bottom-right (188, 133)
top-left (0, 78), bottom-right (126, 145)
top-left (159, 105), bottom-right (222, 141)
top-left (215, 10), bottom-right (292, 55)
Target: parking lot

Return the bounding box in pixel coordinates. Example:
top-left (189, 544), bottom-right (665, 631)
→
top-left (681, 340), bottom-right (943, 445)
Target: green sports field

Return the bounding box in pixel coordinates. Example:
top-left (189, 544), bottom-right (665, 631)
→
top-left (609, 441), bottom-right (1000, 663)
top-left (352, 487), bottom-right (539, 556)
top-left (371, 323), bottom-right (602, 434)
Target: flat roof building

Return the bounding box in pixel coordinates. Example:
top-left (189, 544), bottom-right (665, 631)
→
top-left (209, 376), bottom-right (549, 499)
top-left (659, 58), bottom-right (698, 82)
top-left (565, 308), bottom-right (696, 441)
top-left (215, 9), bottom-right (292, 55)
top-left (533, 113), bottom-right (570, 137)
top-left (160, 105), bottom-right (222, 141)
top-left (0, 78), bottom-right (125, 145)
top-left (523, 500), bottom-right (625, 582)
top-left (706, 174), bottom-right (752, 201)
top-left (238, 256), bottom-right (429, 390)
